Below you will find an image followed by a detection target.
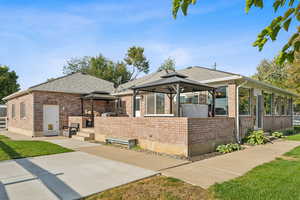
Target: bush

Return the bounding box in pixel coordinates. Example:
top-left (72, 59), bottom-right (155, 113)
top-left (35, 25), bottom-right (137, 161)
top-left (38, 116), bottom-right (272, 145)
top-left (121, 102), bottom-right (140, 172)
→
top-left (294, 126), bottom-right (300, 134)
top-left (246, 130), bottom-right (268, 145)
top-left (272, 131), bottom-right (284, 138)
top-left (216, 143), bottom-right (241, 154)
top-left (282, 129), bottom-right (295, 136)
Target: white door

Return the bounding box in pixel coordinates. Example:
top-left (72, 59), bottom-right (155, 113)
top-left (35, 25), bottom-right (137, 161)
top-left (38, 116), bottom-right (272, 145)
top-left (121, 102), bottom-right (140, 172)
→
top-left (135, 96), bottom-right (141, 117)
top-left (43, 105), bottom-right (59, 136)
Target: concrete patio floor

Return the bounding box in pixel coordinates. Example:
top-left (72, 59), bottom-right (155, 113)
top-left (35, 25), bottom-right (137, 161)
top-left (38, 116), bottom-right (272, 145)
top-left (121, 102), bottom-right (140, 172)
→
top-left (162, 140), bottom-right (300, 188)
top-left (0, 152), bottom-right (158, 200)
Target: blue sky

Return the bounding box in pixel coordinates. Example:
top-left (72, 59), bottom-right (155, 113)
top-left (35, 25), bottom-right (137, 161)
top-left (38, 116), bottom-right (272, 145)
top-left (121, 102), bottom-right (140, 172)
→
top-left (0, 0), bottom-right (295, 89)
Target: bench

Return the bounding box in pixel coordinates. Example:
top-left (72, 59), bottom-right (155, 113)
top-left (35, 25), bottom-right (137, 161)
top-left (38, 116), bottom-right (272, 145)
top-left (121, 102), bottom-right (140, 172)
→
top-left (63, 123), bottom-right (80, 138)
top-left (105, 138), bottom-right (137, 149)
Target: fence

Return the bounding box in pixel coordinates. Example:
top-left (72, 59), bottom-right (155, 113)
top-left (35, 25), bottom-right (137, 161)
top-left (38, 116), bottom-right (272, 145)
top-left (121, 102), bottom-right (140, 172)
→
top-left (294, 115), bottom-right (300, 126)
top-left (0, 105), bottom-right (7, 129)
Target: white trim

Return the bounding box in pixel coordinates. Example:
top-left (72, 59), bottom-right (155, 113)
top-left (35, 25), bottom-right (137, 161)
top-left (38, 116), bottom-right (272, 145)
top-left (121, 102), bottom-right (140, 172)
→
top-left (144, 114), bottom-right (174, 117)
top-left (199, 76), bottom-right (243, 84)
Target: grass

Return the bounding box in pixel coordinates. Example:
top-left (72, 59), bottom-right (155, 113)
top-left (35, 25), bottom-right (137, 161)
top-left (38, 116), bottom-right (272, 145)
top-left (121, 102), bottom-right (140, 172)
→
top-left (210, 145), bottom-right (300, 200)
top-left (83, 176), bottom-right (210, 200)
top-left (285, 134), bottom-right (300, 141)
top-left (0, 135), bottom-right (73, 161)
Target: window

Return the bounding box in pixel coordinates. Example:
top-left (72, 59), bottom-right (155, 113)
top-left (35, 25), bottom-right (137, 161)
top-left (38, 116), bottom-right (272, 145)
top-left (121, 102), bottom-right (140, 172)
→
top-left (263, 92), bottom-right (272, 115)
top-left (287, 98), bottom-right (293, 115)
top-left (274, 95), bottom-right (281, 115)
top-left (20, 102), bottom-right (26, 118)
top-left (11, 104), bottom-right (15, 118)
top-left (146, 93), bottom-right (165, 114)
top-left (208, 86), bottom-right (228, 115)
top-left (281, 97), bottom-right (287, 115)
top-left (180, 93), bottom-right (199, 104)
top-left (239, 87), bottom-right (251, 115)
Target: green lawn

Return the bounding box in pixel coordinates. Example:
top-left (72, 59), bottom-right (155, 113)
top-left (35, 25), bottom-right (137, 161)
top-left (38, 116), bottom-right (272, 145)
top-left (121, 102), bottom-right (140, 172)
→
top-left (0, 135), bottom-right (73, 161)
top-left (210, 146), bottom-right (300, 200)
top-left (285, 134), bottom-right (300, 141)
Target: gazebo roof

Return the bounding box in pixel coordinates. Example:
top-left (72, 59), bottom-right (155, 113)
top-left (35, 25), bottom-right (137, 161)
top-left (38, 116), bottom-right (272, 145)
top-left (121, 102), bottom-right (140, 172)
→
top-left (131, 72), bottom-right (215, 94)
top-left (82, 91), bottom-right (116, 100)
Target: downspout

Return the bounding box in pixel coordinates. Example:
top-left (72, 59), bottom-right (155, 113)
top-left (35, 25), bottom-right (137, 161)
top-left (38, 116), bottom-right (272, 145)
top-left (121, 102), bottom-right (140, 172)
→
top-left (236, 81), bottom-right (248, 144)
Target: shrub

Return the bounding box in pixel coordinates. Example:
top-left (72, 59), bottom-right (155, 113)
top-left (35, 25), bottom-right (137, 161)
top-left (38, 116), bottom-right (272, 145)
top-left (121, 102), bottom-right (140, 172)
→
top-left (246, 130), bottom-right (268, 145)
top-left (272, 131), bottom-right (284, 138)
top-left (294, 126), bottom-right (300, 133)
top-left (282, 129), bottom-right (295, 136)
top-left (216, 143), bottom-right (241, 154)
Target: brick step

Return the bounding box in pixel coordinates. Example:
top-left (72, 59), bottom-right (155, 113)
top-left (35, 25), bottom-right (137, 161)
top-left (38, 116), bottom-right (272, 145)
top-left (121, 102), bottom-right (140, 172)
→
top-left (71, 135), bottom-right (91, 141)
top-left (77, 131), bottom-right (95, 139)
top-left (81, 128), bottom-right (95, 134)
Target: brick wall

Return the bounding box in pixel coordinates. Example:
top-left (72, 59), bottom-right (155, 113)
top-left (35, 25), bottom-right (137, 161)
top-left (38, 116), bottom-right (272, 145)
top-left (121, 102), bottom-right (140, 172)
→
top-left (6, 93), bottom-right (34, 136)
top-left (188, 117), bottom-right (236, 156)
top-left (239, 116), bottom-right (254, 138)
top-left (33, 91), bottom-right (82, 135)
top-left (94, 116), bottom-right (236, 157)
top-left (228, 83), bottom-right (236, 118)
top-left (263, 116), bottom-right (293, 131)
top-left (94, 117), bottom-right (188, 155)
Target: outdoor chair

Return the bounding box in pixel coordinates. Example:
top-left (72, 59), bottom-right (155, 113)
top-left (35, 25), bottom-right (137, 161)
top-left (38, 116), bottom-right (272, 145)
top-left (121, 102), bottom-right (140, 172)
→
top-left (63, 123), bottom-right (80, 138)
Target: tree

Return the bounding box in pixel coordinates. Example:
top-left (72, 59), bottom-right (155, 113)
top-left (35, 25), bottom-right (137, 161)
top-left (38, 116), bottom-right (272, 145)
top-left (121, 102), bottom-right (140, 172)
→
top-left (252, 59), bottom-right (288, 88)
top-left (62, 56), bottom-right (90, 74)
top-left (63, 55), bottom-right (130, 86)
top-left (157, 57), bottom-right (176, 72)
top-left (0, 65), bottom-right (20, 104)
top-left (172, 0), bottom-right (300, 64)
top-left (252, 56), bottom-right (300, 105)
top-left (124, 46), bottom-right (150, 80)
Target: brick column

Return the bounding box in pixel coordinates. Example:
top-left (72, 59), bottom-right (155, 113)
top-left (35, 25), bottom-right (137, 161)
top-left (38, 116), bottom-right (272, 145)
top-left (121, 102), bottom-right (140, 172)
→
top-left (228, 83), bottom-right (237, 118)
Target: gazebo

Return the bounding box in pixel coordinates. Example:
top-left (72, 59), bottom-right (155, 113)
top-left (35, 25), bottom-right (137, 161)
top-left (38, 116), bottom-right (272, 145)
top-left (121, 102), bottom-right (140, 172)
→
top-left (80, 91), bottom-right (117, 126)
top-left (131, 72), bottom-right (216, 117)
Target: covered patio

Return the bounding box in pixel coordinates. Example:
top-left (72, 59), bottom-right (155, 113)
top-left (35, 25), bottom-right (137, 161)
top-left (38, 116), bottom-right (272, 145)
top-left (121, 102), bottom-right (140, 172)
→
top-left (131, 72), bottom-right (216, 117)
top-left (80, 91), bottom-right (117, 127)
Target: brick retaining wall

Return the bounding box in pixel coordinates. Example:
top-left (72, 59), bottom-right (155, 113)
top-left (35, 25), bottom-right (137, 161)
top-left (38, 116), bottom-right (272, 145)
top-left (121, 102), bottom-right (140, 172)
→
top-left (93, 116), bottom-right (235, 157)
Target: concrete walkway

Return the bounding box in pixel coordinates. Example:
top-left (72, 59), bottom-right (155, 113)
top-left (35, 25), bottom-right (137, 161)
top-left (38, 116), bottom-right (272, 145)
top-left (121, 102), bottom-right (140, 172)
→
top-left (162, 140), bottom-right (300, 188)
top-left (0, 131), bottom-right (188, 171)
top-left (0, 152), bottom-right (157, 200)
top-left (78, 145), bottom-right (189, 171)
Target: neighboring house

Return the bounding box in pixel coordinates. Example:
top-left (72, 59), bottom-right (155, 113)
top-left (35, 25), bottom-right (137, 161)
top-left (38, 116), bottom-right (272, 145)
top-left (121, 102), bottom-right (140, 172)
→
top-left (3, 72), bottom-right (115, 137)
top-left (3, 66), bottom-right (297, 156)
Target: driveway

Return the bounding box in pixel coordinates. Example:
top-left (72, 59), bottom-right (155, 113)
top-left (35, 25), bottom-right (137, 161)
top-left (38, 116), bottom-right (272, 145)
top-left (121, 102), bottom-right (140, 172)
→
top-left (0, 152), bottom-right (157, 200)
top-left (162, 140), bottom-right (300, 188)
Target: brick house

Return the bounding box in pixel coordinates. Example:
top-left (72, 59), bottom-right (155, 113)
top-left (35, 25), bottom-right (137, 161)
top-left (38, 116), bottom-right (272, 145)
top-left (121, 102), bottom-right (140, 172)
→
top-left (3, 67), bottom-right (297, 156)
top-left (3, 72), bottom-right (115, 137)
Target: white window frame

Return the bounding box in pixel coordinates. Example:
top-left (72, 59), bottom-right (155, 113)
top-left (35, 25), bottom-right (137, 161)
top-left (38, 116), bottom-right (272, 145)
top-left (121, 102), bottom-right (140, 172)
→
top-left (145, 93), bottom-right (166, 116)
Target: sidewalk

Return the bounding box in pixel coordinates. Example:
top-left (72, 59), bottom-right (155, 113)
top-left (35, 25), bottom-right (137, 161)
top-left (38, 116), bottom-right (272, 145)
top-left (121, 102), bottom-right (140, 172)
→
top-left (162, 140), bottom-right (300, 188)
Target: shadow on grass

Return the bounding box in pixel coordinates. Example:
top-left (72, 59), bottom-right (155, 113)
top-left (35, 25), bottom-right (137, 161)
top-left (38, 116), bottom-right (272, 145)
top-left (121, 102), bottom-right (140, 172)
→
top-left (0, 140), bottom-right (81, 200)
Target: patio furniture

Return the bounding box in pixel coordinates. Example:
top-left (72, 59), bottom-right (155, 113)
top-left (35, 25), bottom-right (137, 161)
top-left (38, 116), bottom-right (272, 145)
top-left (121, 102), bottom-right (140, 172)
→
top-left (106, 138), bottom-right (137, 149)
top-left (63, 123), bottom-right (80, 138)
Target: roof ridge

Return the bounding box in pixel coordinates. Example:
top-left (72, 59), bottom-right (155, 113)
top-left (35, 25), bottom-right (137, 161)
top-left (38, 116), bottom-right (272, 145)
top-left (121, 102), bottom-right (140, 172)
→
top-left (30, 72), bottom-right (114, 90)
top-left (29, 72), bottom-right (80, 89)
top-left (185, 66), bottom-right (239, 76)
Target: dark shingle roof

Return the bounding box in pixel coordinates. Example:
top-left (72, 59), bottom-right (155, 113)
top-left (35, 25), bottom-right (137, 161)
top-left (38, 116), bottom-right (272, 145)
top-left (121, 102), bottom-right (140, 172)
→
top-left (30, 72), bottom-right (114, 94)
top-left (117, 66), bottom-right (235, 93)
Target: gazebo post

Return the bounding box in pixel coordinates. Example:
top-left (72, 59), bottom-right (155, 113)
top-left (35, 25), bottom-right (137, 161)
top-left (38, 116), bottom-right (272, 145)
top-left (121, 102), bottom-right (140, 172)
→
top-left (91, 98), bottom-right (94, 126)
top-left (212, 89), bottom-right (216, 117)
top-left (132, 89), bottom-right (137, 117)
top-left (80, 98), bottom-right (84, 116)
top-left (169, 94), bottom-right (173, 114)
top-left (176, 84), bottom-right (181, 117)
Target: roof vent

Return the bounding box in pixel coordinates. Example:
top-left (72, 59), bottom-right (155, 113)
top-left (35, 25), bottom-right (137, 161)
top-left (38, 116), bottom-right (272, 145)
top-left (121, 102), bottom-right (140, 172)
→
top-left (160, 72), bottom-right (188, 79)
